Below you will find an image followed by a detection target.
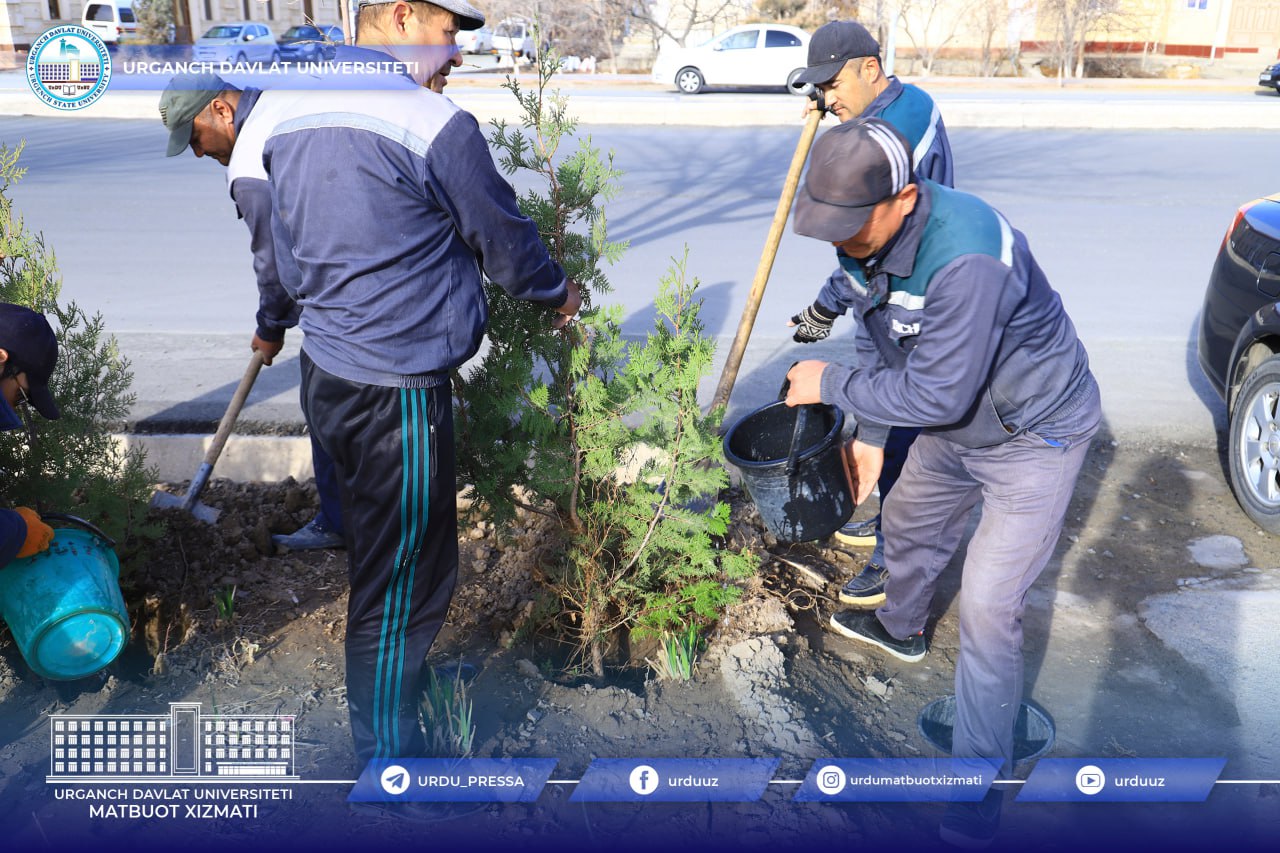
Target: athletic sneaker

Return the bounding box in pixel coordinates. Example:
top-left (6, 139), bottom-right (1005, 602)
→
top-left (829, 610), bottom-right (925, 662)
top-left (271, 516), bottom-right (345, 550)
top-left (939, 788), bottom-right (1003, 849)
top-left (838, 562), bottom-right (888, 607)
top-left (833, 514), bottom-right (878, 547)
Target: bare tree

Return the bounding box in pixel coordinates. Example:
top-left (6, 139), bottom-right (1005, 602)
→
top-left (627, 0), bottom-right (752, 48)
top-left (895, 0), bottom-right (966, 75)
top-left (1040, 0), bottom-right (1124, 81)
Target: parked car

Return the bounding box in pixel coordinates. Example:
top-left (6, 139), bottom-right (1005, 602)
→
top-left (1197, 193), bottom-right (1280, 531)
top-left (194, 22), bottom-right (279, 64)
top-left (456, 26), bottom-right (493, 54)
top-left (278, 25), bottom-right (327, 63)
top-left (81, 2), bottom-right (137, 45)
top-left (651, 24), bottom-right (809, 95)
top-left (491, 19), bottom-right (536, 60)
top-left (1259, 62), bottom-right (1279, 93)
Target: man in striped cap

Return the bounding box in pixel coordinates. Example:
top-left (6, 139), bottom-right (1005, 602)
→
top-left (784, 118), bottom-right (1101, 849)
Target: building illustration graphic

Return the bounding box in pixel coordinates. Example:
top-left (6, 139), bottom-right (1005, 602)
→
top-left (35, 36), bottom-right (101, 98)
top-left (49, 702), bottom-right (297, 781)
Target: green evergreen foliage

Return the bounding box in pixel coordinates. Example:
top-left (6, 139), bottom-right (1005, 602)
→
top-left (131, 0), bottom-right (175, 46)
top-left (0, 143), bottom-right (158, 551)
top-left (454, 40), bottom-right (757, 677)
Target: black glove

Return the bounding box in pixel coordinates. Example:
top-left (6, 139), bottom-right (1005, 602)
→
top-left (790, 303), bottom-right (839, 343)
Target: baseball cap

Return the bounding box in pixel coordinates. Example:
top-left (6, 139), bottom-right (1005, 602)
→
top-left (358, 0), bottom-right (486, 31)
top-left (159, 72), bottom-right (232, 157)
top-left (791, 21), bottom-right (881, 89)
top-left (0, 303), bottom-right (60, 420)
top-left (793, 118), bottom-right (914, 242)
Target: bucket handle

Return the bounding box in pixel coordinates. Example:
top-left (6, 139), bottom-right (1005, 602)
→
top-left (778, 368), bottom-right (807, 480)
top-left (40, 513), bottom-right (117, 549)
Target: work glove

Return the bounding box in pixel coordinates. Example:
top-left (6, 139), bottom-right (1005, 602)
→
top-left (789, 303), bottom-right (839, 343)
top-left (15, 506), bottom-right (54, 558)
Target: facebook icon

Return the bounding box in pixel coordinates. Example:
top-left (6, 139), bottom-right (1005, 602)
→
top-left (629, 765), bottom-right (659, 795)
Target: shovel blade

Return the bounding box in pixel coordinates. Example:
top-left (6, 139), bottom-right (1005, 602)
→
top-left (150, 489), bottom-right (221, 524)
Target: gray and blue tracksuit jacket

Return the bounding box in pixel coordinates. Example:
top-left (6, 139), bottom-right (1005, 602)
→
top-left (225, 87), bottom-right (300, 344)
top-left (818, 181), bottom-right (1099, 449)
top-left (814, 76), bottom-right (954, 318)
top-left (255, 87), bottom-right (568, 387)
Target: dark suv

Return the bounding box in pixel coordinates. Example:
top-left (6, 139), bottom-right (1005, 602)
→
top-left (1259, 62), bottom-right (1280, 93)
top-left (1197, 193), bottom-right (1280, 531)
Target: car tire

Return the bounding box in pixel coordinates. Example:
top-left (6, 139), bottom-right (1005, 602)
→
top-left (235, 52), bottom-right (247, 64)
top-left (271, 50), bottom-right (281, 64)
top-left (1228, 354), bottom-right (1280, 533)
top-left (676, 67), bottom-right (704, 95)
top-left (786, 67), bottom-right (809, 94)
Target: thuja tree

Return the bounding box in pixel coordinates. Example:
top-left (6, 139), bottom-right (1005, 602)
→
top-left (0, 144), bottom-right (157, 548)
top-left (453, 48), bottom-right (756, 676)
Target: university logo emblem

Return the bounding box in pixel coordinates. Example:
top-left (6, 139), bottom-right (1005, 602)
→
top-left (26, 25), bottom-right (112, 111)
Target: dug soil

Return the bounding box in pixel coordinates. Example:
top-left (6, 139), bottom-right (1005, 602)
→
top-left (1, 435), bottom-right (1278, 850)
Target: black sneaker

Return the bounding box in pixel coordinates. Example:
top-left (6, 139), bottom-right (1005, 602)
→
top-left (838, 562), bottom-right (888, 607)
top-left (939, 788), bottom-right (1003, 849)
top-left (829, 610), bottom-right (925, 662)
top-left (833, 514), bottom-right (878, 547)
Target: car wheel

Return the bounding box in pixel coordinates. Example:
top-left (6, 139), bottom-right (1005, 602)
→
top-left (235, 52), bottom-right (247, 64)
top-left (1229, 354), bottom-right (1280, 533)
top-left (786, 68), bottom-right (810, 94)
top-left (271, 50), bottom-right (281, 64)
top-left (676, 67), bottom-right (704, 95)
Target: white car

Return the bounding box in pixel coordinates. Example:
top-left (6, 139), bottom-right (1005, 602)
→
top-left (651, 24), bottom-right (810, 95)
top-left (193, 21), bottom-right (279, 65)
top-left (81, 2), bottom-right (137, 45)
top-left (456, 26), bottom-right (493, 54)
top-left (491, 19), bottom-right (536, 60)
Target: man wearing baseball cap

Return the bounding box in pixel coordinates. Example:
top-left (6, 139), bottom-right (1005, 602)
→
top-left (787, 20), bottom-right (952, 594)
top-left (784, 119), bottom-right (1101, 848)
top-left (354, 0), bottom-right (486, 92)
top-left (0, 303), bottom-right (58, 567)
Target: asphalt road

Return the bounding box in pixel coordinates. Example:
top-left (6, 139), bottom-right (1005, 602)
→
top-left (2, 117), bottom-right (1262, 441)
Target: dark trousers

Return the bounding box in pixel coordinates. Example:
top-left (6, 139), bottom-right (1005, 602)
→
top-left (300, 351), bottom-right (457, 763)
top-left (869, 425), bottom-right (921, 565)
top-left (310, 433), bottom-right (345, 535)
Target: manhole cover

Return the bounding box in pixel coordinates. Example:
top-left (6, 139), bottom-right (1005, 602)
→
top-left (917, 695), bottom-right (1054, 764)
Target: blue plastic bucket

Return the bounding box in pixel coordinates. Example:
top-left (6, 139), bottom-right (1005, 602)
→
top-left (0, 528), bottom-right (128, 680)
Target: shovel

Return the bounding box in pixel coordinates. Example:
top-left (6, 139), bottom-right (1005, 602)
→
top-left (150, 350), bottom-right (266, 524)
top-left (708, 99), bottom-right (824, 415)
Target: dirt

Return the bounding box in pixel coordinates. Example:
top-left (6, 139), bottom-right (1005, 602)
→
top-left (1, 435), bottom-right (1280, 850)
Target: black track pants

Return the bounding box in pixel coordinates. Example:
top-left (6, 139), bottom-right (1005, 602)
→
top-left (300, 350), bottom-right (458, 764)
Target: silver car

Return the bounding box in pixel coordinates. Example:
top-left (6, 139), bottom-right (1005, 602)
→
top-left (194, 21), bottom-right (279, 65)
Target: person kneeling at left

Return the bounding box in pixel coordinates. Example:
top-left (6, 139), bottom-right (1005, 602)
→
top-left (0, 303), bottom-right (60, 567)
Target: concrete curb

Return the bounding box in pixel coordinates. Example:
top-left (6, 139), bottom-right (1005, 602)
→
top-left (118, 433), bottom-right (314, 484)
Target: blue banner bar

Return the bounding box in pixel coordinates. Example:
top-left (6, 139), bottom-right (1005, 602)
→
top-left (1018, 758), bottom-right (1226, 802)
top-left (570, 759), bottom-right (779, 802)
top-left (347, 758), bottom-right (557, 802)
top-left (793, 758), bottom-right (1000, 802)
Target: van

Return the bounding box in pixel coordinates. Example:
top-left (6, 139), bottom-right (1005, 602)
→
top-left (491, 19), bottom-right (536, 60)
top-left (81, 2), bottom-right (137, 45)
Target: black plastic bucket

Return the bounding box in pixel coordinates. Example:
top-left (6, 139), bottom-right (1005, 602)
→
top-left (722, 400), bottom-right (854, 543)
top-left (917, 695), bottom-right (1055, 764)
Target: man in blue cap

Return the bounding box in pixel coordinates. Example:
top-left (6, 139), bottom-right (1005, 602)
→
top-left (0, 303), bottom-right (58, 566)
top-left (788, 20), bottom-right (954, 600)
top-left (785, 118), bottom-right (1100, 848)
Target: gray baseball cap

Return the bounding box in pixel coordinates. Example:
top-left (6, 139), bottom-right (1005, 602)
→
top-left (358, 0), bottom-right (486, 31)
top-left (793, 118), bottom-right (913, 242)
top-left (159, 72), bottom-right (232, 157)
top-left (791, 21), bottom-right (881, 89)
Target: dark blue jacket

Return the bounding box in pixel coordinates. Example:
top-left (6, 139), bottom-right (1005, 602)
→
top-left (226, 87), bottom-right (300, 344)
top-left (260, 87), bottom-right (568, 387)
top-left (819, 181), bottom-right (1099, 449)
top-left (815, 77), bottom-right (954, 317)
top-left (0, 401), bottom-right (27, 566)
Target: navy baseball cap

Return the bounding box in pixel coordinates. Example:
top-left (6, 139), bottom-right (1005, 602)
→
top-left (791, 21), bottom-right (881, 89)
top-left (0, 303), bottom-right (60, 420)
top-left (793, 118), bottom-right (913, 242)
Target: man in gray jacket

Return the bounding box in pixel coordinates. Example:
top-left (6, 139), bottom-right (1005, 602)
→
top-left (785, 118), bottom-right (1101, 848)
